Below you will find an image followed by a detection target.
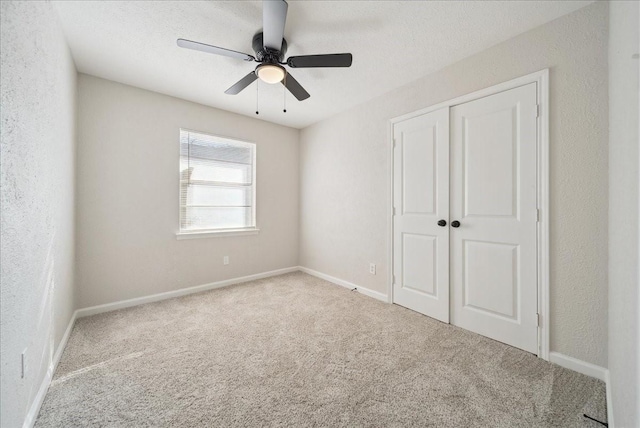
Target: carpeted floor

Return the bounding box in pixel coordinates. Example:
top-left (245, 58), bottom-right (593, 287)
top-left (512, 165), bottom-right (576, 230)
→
top-left (36, 272), bottom-right (607, 427)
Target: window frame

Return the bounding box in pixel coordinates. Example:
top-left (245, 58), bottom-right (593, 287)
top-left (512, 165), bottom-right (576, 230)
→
top-left (176, 128), bottom-right (259, 239)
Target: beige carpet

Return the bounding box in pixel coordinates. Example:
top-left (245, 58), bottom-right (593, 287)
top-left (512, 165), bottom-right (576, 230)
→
top-left (36, 272), bottom-right (607, 427)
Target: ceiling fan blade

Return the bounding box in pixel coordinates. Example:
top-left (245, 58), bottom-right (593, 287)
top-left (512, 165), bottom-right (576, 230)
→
top-left (225, 72), bottom-right (258, 95)
top-left (287, 53), bottom-right (353, 68)
top-left (263, 0), bottom-right (288, 51)
top-left (177, 39), bottom-right (255, 62)
top-left (282, 72), bottom-right (310, 101)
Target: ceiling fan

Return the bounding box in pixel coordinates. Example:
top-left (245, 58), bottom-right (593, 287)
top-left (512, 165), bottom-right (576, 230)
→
top-left (177, 0), bottom-right (352, 102)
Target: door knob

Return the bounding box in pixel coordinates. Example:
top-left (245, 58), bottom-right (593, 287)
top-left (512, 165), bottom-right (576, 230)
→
top-left (451, 220), bottom-right (461, 228)
top-left (437, 219), bottom-right (447, 227)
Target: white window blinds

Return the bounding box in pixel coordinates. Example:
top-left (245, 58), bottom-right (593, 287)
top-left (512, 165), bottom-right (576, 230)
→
top-left (180, 129), bottom-right (256, 232)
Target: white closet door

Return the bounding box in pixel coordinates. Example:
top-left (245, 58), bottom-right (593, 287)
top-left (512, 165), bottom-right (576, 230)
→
top-left (450, 83), bottom-right (538, 353)
top-left (393, 107), bottom-right (450, 323)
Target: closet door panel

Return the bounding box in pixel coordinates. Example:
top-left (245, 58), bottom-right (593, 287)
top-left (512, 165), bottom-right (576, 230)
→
top-left (450, 83), bottom-right (538, 354)
top-left (393, 107), bottom-right (449, 323)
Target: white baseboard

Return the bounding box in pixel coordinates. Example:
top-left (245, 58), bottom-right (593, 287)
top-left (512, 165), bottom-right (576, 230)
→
top-left (298, 266), bottom-right (388, 303)
top-left (549, 352), bottom-right (607, 381)
top-left (549, 353), bottom-right (613, 426)
top-left (23, 310), bottom-right (78, 428)
top-left (76, 266), bottom-right (299, 318)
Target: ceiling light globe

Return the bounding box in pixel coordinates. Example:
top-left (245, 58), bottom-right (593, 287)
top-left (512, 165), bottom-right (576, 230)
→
top-left (257, 64), bottom-right (285, 84)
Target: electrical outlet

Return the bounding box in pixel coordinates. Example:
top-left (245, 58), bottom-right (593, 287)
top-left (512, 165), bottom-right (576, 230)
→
top-left (369, 263), bottom-right (376, 275)
top-left (223, 256), bottom-right (229, 265)
top-left (21, 349), bottom-right (27, 379)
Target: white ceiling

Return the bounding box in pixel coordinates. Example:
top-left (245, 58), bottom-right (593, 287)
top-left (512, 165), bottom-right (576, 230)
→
top-left (53, 0), bottom-right (592, 129)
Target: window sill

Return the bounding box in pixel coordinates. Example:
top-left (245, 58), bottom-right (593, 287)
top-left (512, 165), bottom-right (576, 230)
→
top-left (176, 228), bottom-right (260, 240)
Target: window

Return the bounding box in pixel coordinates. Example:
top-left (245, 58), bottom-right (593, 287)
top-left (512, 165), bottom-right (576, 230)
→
top-left (179, 129), bottom-right (256, 236)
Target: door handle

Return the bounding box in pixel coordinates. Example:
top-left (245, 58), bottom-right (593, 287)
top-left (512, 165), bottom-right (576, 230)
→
top-left (437, 219), bottom-right (447, 227)
top-left (451, 221), bottom-right (461, 228)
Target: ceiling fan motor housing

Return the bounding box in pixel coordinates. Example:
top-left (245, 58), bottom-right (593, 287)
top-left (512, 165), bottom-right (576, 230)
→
top-left (252, 32), bottom-right (287, 63)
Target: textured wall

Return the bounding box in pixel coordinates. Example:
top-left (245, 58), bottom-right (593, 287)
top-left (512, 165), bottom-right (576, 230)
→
top-left (0, 2), bottom-right (78, 427)
top-left (608, 1), bottom-right (640, 426)
top-left (299, 2), bottom-right (609, 366)
top-left (76, 75), bottom-right (299, 308)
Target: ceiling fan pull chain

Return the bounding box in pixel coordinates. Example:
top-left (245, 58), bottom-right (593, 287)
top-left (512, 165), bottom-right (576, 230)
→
top-left (256, 79), bottom-right (259, 115)
top-left (283, 71), bottom-right (287, 113)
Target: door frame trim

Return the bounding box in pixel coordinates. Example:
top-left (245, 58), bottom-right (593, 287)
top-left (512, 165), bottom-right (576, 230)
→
top-left (387, 69), bottom-right (550, 360)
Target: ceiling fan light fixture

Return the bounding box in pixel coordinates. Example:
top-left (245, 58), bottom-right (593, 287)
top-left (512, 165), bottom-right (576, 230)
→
top-left (256, 64), bottom-right (285, 84)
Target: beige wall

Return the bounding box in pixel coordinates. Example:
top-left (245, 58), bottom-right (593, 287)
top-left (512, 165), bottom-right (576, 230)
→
top-left (76, 75), bottom-right (299, 308)
top-left (608, 1), bottom-right (639, 426)
top-left (299, 2), bottom-right (608, 366)
top-left (1, 2), bottom-right (78, 426)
